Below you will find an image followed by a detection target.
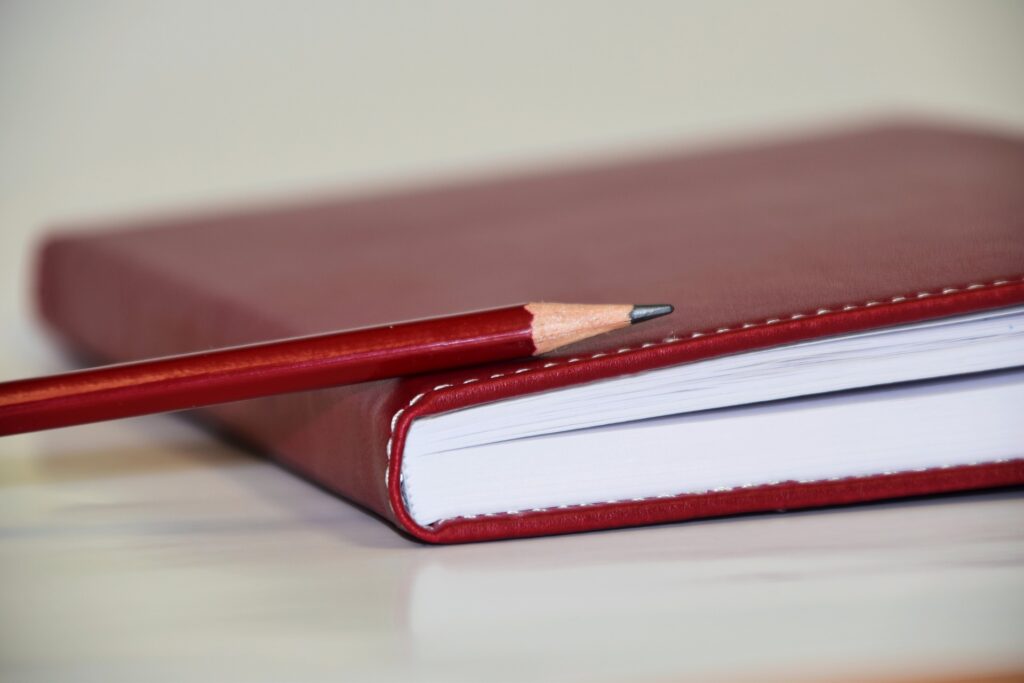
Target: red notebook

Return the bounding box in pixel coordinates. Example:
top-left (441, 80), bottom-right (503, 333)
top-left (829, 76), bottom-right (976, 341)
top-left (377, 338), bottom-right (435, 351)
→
top-left (36, 122), bottom-right (1024, 543)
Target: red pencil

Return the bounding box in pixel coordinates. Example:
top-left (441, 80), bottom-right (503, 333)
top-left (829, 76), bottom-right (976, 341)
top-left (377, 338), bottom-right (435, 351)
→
top-left (0, 302), bottom-right (671, 436)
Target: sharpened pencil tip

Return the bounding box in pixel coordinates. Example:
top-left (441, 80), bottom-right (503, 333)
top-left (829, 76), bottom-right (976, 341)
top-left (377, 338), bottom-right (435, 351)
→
top-left (629, 304), bottom-right (674, 324)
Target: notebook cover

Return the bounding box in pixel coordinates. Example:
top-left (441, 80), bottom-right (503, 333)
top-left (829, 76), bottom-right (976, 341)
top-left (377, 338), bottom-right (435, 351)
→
top-left (35, 122), bottom-right (1024, 543)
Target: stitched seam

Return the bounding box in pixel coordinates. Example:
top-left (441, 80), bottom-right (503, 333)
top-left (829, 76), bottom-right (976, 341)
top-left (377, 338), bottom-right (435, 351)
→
top-left (383, 276), bottom-right (1023, 525)
top-left (431, 458), bottom-right (1022, 522)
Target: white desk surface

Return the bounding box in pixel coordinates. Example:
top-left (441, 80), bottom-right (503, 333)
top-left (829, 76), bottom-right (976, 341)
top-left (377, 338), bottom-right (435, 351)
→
top-left (2, 395), bottom-right (1023, 682)
top-left (2, 3), bottom-right (1023, 681)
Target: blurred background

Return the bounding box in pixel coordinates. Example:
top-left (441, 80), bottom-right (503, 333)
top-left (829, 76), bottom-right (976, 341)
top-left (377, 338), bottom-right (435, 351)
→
top-left (2, 2), bottom-right (1023, 681)
top-left (3, 0), bottom-right (1024, 373)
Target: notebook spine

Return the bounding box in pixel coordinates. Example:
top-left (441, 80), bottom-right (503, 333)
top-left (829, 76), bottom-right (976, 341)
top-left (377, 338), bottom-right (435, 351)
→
top-left (34, 234), bottom-right (400, 525)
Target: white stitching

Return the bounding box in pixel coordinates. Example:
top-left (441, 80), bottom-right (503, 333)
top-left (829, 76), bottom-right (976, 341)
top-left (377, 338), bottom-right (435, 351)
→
top-left (383, 276), bottom-right (1024, 525)
top-left (430, 458), bottom-right (1018, 524)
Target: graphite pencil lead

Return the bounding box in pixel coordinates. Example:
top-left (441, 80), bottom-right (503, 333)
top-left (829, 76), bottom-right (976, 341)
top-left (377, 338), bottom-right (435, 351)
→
top-left (629, 304), bottom-right (674, 325)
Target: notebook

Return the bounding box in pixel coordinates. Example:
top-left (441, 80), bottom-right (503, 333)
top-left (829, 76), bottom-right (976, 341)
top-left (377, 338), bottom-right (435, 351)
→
top-left (36, 122), bottom-right (1024, 543)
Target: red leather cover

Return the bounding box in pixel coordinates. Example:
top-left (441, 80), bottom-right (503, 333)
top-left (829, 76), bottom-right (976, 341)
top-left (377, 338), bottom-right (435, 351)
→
top-left (35, 122), bottom-right (1024, 543)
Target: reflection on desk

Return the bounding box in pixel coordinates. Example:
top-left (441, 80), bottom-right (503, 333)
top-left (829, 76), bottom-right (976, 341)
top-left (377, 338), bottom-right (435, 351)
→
top-left (1, 415), bottom-right (1022, 682)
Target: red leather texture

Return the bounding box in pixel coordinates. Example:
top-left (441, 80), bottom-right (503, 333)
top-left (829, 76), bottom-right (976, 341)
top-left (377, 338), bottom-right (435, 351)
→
top-left (35, 122), bottom-right (1024, 543)
top-left (0, 305), bottom-right (534, 434)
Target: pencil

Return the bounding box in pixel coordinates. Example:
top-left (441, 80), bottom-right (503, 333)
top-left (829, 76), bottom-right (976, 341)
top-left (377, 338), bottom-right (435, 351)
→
top-left (0, 302), bottom-right (672, 436)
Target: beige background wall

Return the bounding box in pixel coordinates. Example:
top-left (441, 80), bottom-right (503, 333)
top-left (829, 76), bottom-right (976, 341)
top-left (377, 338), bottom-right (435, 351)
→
top-left (3, 0), bottom-right (1024, 374)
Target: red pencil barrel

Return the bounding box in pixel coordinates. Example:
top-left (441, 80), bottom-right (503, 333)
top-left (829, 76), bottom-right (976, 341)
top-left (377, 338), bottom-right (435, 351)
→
top-left (0, 305), bottom-right (535, 435)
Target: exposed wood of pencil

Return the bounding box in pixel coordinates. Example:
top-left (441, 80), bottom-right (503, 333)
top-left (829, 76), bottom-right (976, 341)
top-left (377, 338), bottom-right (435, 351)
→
top-left (527, 302), bottom-right (671, 353)
top-left (0, 302), bottom-right (672, 436)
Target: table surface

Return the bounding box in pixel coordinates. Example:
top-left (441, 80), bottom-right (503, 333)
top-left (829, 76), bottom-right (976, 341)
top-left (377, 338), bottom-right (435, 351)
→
top-left (2, 3), bottom-right (1024, 681)
top-left (2, 395), bottom-right (1023, 682)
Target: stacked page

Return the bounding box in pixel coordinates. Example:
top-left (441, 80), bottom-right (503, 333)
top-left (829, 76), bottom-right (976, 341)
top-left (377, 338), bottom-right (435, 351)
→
top-left (403, 307), bottom-right (1024, 525)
